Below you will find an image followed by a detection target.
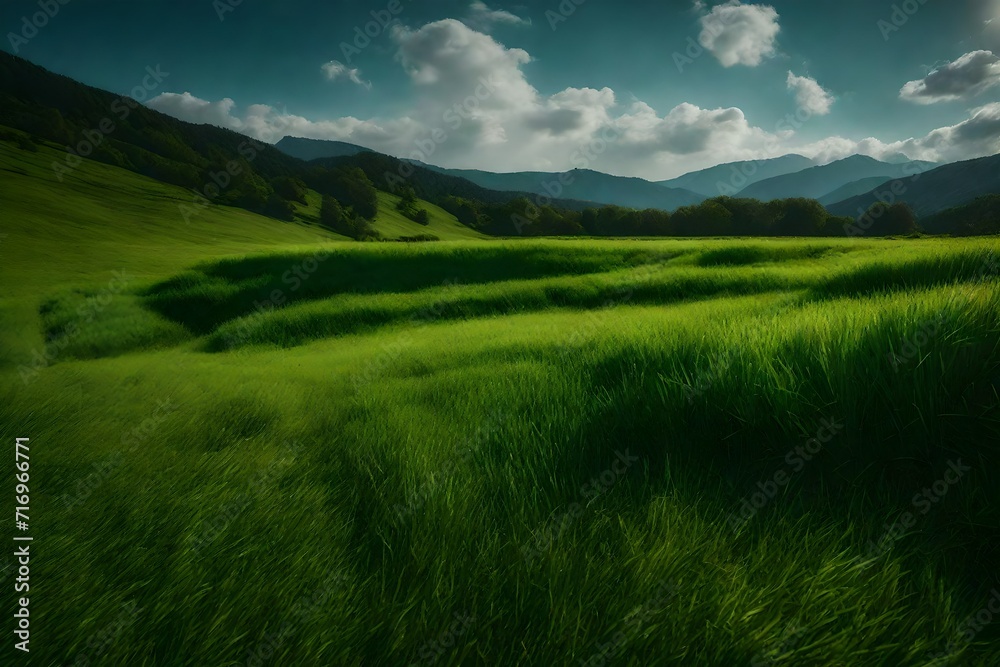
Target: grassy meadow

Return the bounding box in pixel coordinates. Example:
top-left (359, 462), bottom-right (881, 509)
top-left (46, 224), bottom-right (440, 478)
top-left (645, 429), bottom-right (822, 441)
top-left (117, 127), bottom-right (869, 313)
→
top-left (1, 136), bottom-right (1000, 665)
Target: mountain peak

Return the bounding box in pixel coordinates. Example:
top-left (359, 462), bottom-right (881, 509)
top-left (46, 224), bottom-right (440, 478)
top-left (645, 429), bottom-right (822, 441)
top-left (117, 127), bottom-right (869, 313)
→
top-left (275, 136), bottom-right (372, 161)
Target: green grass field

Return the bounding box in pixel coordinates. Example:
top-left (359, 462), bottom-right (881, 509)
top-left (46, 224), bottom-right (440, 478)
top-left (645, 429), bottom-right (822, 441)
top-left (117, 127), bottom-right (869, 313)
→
top-left (2, 135), bottom-right (1000, 665)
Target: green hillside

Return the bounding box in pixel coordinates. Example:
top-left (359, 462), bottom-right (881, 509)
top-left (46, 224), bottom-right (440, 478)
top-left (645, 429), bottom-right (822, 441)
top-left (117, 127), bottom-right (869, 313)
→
top-left (0, 128), bottom-right (478, 367)
top-left (290, 187), bottom-right (485, 241)
top-left (2, 62), bottom-right (1000, 667)
top-left (1, 117), bottom-right (1000, 664)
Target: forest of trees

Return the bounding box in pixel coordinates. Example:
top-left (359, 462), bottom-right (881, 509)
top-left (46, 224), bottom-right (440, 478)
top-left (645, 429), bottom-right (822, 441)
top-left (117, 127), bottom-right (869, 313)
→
top-left (431, 194), bottom-right (918, 238)
top-left (394, 186), bottom-right (431, 225)
top-left (0, 52), bottom-right (388, 227)
top-left (319, 193), bottom-right (379, 240)
top-left (920, 195), bottom-right (1000, 237)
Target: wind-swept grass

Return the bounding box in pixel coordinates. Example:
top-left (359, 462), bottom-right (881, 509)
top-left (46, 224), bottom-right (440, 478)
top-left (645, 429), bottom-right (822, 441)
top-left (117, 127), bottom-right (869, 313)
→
top-left (2, 134), bottom-right (1000, 665)
top-left (5, 272), bottom-right (1000, 665)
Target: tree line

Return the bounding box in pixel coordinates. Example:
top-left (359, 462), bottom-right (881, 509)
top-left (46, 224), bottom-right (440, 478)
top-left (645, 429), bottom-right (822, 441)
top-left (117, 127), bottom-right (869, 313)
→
top-left (436, 195), bottom-right (920, 238)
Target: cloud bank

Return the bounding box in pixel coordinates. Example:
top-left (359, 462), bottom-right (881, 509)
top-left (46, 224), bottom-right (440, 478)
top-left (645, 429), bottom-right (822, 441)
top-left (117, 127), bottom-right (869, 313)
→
top-left (147, 18), bottom-right (1000, 180)
top-left (900, 50), bottom-right (1000, 104)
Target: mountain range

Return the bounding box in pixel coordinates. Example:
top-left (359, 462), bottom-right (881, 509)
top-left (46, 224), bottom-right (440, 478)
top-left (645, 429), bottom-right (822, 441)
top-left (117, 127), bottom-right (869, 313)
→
top-left (656, 154), bottom-right (815, 197)
top-left (1, 49), bottom-right (998, 236)
top-left (277, 137), bottom-right (706, 211)
top-left (276, 136), bottom-right (982, 221)
top-left (738, 155), bottom-right (938, 203)
top-left (275, 136), bottom-right (371, 161)
top-left (827, 153), bottom-right (1000, 219)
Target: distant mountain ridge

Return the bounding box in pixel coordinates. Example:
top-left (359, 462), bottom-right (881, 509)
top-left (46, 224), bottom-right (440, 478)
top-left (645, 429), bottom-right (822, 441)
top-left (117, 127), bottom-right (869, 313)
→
top-left (6, 48), bottom-right (998, 238)
top-left (740, 155), bottom-right (938, 203)
top-left (818, 177), bottom-right (896, 206)
top-left (275, 136), bottom-right (370, 161)
top-left (409, 162), bottom-right (706, 211)
top-left (826, 153), bottom-right (1000, 218)
top-left (276, 136), bottom-right (706, 211)
top-left (657, 155), bottom-right (815, 197)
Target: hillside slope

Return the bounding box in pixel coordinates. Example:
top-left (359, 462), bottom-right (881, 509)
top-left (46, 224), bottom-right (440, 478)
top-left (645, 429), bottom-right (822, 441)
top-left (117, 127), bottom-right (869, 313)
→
top-left (826, 153), bottom-right (1000, 218)
top-left (0, 53), bottom-right (484, 237)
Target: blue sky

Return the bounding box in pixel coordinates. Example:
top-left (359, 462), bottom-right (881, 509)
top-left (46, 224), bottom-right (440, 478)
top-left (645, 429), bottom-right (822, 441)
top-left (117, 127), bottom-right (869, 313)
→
top-left (3, 0), bottom-right (1000, 179)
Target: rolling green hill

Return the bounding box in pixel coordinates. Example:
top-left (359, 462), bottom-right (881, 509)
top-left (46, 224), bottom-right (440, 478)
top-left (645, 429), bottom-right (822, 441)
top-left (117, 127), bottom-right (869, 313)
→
top-left (0, 52), bottom-right (488, 237)
top-left (2, 178), bottom-right (999, 663)
top-left (0, 127), bottom-right (481, 365)
top-left (3, 50), bottom-right (1000, 667)
top-left (290, 187), bottom-right (485, 241)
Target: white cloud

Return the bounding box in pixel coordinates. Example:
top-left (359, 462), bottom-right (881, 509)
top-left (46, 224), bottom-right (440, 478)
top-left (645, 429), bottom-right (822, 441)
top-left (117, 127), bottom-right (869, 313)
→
top-left (320, 60), bottom-right (371, 90)
top-left (143, 92), bottom-right (241, 128)
top-left (146, 19), bottom-right (1000, 181)
top-left (900, 51), bottom-right (1000, 104)
top-left (791, 103), bottom-right (1000, 165)
top-left (464, 2), bottom-right (530, 30)
top-left (615, 101), bottom-right (780, 157)
top-left (146, 91), bottom-right (420, 146)
top-left (786, 72), bottom-right (834, 115)
top-left (697, 1), bottom-right (780, 68)
top-left (893, 102), bottom-right (1000, 161)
